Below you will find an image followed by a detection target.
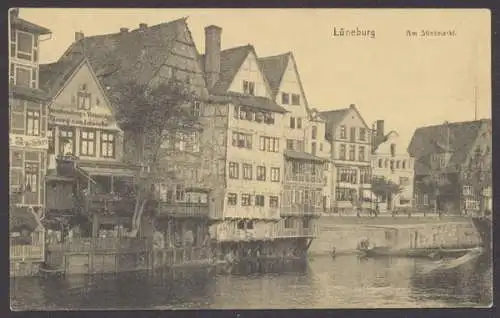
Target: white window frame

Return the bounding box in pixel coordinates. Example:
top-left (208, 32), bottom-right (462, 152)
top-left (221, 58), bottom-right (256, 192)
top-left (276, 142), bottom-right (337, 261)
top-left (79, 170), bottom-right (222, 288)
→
top-left (11, 30), bottom-right (38, 63)
top-left (10, 63), bottom-right (37, 89)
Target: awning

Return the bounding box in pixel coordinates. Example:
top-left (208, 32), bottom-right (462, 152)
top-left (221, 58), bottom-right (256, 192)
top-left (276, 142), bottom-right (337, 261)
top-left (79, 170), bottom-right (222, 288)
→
top-left (284, 150), bottom-right (328, 163)
top-left (9, 207), bottom-right (41, 232)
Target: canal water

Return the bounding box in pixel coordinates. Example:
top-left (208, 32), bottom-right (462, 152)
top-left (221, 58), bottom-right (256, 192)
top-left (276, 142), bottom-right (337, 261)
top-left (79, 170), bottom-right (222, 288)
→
top-left (10, 254), bottom-right (492, 310)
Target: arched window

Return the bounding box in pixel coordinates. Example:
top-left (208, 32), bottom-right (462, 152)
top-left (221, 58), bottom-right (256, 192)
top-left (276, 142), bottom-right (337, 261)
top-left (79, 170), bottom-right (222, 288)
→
top-left (385, 159), bottom-right (389, 168)
top-left (396, 161), bottom-right (400, 169)
top-left (378, 159), bottom-right (383, 168)
top-left (402, 160), bottom-right (406, 169)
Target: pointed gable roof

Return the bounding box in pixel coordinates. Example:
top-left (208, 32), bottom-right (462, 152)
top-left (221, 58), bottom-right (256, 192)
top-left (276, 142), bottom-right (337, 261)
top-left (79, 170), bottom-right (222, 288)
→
top-left (258, 52), bottom-right (290, 98)
top-left (408, 119), bottom-right (490, 175)
top-left (52, 17), bottom-right (195, 95)
top-left (318, 108), bottom-right (350, 125)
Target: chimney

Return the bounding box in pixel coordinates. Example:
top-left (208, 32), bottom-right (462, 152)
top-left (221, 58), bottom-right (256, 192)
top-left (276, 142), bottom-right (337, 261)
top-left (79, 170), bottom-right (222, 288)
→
top-left (349, 104), bottom-right (356, 109)
top-left (139, 23), bottom-right (148, 30)
top-left (120, 27), bottom-right (129, 34)
top-left (10, 8), bottom-right (19, 19)
top-left (204, 25), bottom-right (222, 89)
top-left (376, 120), bottom-right (385, 138)
top-left (75, 31), bottom-right (84, 42)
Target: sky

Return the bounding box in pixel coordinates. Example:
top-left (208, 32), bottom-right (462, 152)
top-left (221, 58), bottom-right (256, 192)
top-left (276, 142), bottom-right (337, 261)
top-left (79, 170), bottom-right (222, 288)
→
top-left (19, 8), bottom-right (491, 148)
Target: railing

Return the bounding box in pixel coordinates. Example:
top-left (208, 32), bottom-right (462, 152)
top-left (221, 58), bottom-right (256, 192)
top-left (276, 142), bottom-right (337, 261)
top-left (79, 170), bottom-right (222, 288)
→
top-left (281, 204), bottom-right (322, 216)
top-left (157, 202), bottom-right (210, 218)
top-left (10, 244), bottom-right (44, 260)
top-left (47, 237), bottom-right (151, 253)
top-left (272, 226), bottom-right (317, 238)
top-left (87, 196), bottom-right (136, 215)
top-left (285, 174), bottom-right (324, 184)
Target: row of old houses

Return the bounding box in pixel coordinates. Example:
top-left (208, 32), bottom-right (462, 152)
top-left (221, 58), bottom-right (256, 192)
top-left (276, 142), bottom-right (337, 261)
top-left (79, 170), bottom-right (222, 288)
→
top-left (9, 10), bottom-right (491, 275)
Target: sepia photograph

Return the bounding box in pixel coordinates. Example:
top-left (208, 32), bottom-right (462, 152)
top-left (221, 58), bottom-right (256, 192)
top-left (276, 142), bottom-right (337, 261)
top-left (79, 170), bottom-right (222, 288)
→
top-left (8, 8), bottom-right (492, 310)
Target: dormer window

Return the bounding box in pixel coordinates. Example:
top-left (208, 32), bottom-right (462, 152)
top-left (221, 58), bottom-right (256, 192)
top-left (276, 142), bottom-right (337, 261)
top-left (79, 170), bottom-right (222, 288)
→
top-left (11, 30), bottom-right (38, 62)
top-left (291, 94), bottom-right (300, 105)
top-left (243, 80), bottom-right (255, 95)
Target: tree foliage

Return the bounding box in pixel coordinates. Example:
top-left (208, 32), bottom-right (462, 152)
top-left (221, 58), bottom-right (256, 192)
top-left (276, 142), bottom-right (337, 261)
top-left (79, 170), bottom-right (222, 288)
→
top-left (110, 79), bottom-right (200, 237)
top-left (371, 176), bottom-right (403, 199)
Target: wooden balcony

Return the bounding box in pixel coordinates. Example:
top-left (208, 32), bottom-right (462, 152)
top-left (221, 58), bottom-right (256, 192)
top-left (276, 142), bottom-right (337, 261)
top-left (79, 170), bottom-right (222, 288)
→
top-left (10, 244), bottom-right (44, 261)
top-left (157, 202), bottom-right (210, 218)
top-left (87, 195), bottom-right (136, 216)
top-left (281, 204), bottom-right (322, 217)
top-left (46, 237), bottom-right (151, 253)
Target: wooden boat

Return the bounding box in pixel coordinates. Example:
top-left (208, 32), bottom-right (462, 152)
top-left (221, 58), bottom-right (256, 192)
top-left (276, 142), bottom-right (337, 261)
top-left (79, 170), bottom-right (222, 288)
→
top-left (420, 247), bottom-right (483, 274)
top-left (361, 246), bottom-right (478, 259)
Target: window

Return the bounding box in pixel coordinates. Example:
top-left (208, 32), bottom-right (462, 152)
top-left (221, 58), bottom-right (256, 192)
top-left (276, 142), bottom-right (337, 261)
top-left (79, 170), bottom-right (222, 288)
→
top-left (350, 127), bottom-right (356, 142)
top-left (257, 166), bottom-right (266, 181)
top-left (358, 146), bottom-right (365, 162)
top-left (255, 112), bottom-right (264, 123)
top-left (14, 66), bottom-right (33, 88)
top-left (378, 159), bottom-right (383, 168)
top-left (264, 112), bottom-right (275, 125)
top-left (284, 218), bottom-right (294, 228)
top-left (237, 220), bottom-right (245, 230)
top-left (243, 80), bottom-right (255, 95)
top-left (390, 144), bottom-right (396, 157)
top-left (242, 164), bottom-right (253, 180)
top-left (384, 159), bottom-right (389, 168)
top-left (463, 185), bottom-right (473, 196)
top-left (396, 161), bottom-right (400, 169)
top-left (360, 167), bottom-right (371, 184)
top-left (340, 125), bottom-right (346, 139)
top-left (302, 218), bottom-right (309, 229)
top-left (282, 92), bottom-right (289, 104)
top-left (359, 128), bottom-right (366, 141)
top-left (59, 128), bottom-right (75, 155)
top-left (271, 167), bottom-right (280, 182)
top-left (229, 162), bottom-right (239, 179)
top-left (184, 131), bottom-right (200, 153)
top-left (337, 167), bottom-right (358, 184)
top-left (297, 118), bottom-right (302, 129)
top-left (312, 126), bottom-right (318, 140)
top-left (100, 131), bottom-right (115, 158)
top-left (233, 105), bottom-right (239, 119)
top-left (311, 142), bottom-right (317, 155)
top-left (399, 177), bottom-right (410, 186)
top-left (402, 160), bottom-right (407, 169)
top-left (24, 163), bottom-right (38, 193)
top-left (339, 144), bottom-right (346, 160)
top-left (175, 184), bottom-right (185, 202)
top-left (349, 145), bottom-right (355, 161)
top-left (320, 143), bottom-right (323, 151)
top-left (192, 101), bottom-right (201, 117)
top-left (80, 130), bottom-right (96, 156)
top-left (290, 117), bottom-right (295, 129)
top-left (241, 194), bottom-right (252, 206)
top-left (26, 110), bottom-right (40, 136)
top-left (269, 196), bottom-right (279, 208)
top-left (17, 32), bottom-right (35, 61)
top-left (291, 94), bottom-right (300, 105)
top-left (286, 139), bottom-right (294, 150)
top-left (246, 220), bottom-right (254, 230)
top-left (255, 195), bottom-right (265, 207)
top-left (232, 132), bottom-right (252, 149)
top-left (259, 136), bottom-right (279, 152)
top-left (77, 91), bottom-right (92, 110)
top-left (47, 127), bottom-right (55, 154)
top-left (228, 193), bottom-right (237, 205)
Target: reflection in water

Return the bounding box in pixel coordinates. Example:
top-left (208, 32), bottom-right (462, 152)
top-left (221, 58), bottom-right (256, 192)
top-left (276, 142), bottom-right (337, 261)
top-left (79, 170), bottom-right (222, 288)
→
top-left (10, 255), bottom-right (492, 310)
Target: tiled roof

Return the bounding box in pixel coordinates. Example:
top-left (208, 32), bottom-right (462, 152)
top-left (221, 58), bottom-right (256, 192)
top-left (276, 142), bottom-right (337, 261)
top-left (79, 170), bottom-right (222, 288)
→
top-left (227, 92), bottom-right (287, 113)
top-left (41, 18), bottom-right (191, 98)
top-left (11, 16), bottom-right (51, 35)
top-left (408, 119), bottom-right (490, 175)
top-left (319, 108), bottom-right (350, 125)
top-left (9, 85), bottom-right (49, 102)
top-left (284, 150), bottom-right (328, 162)
top-left (258, 53), bottom-right (290, 98)
top-left (200, 45), bottom-right (253, 95)
top-left (39, 56), bottom-right (86, 98)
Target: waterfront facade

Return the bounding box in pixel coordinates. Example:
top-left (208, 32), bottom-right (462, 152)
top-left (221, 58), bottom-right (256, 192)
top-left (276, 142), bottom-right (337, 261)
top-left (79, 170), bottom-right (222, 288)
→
top-left (40, 55), bottom-right (143, 238)
top-left (9, 9), bottom-right (52, 274)
top-left (408, 119), bottom-right (492, 214)
top-left (371, 120), bottom-right (415, 212)
top-left (320, 105), bottom-right (373, 214)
